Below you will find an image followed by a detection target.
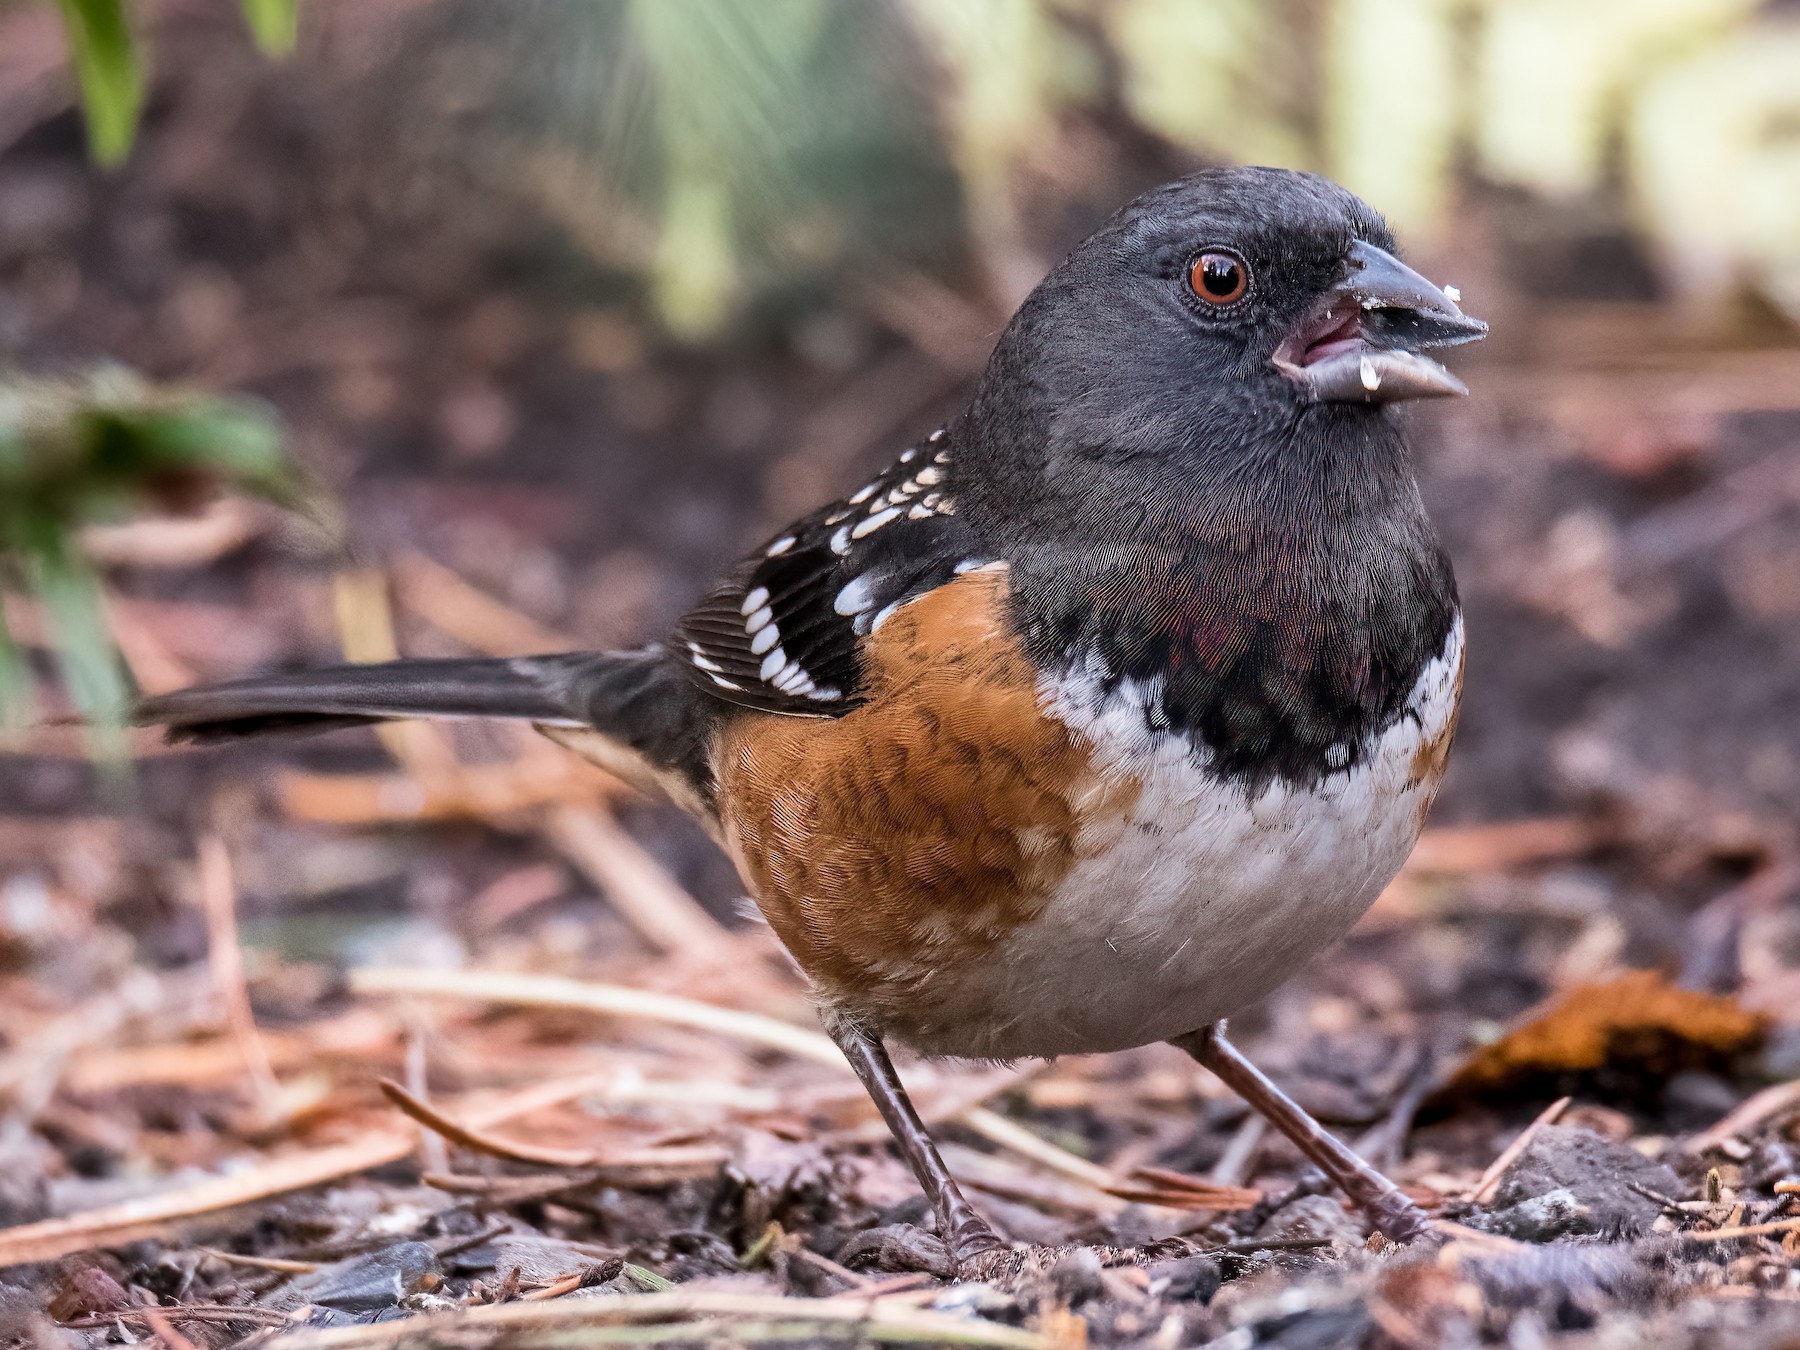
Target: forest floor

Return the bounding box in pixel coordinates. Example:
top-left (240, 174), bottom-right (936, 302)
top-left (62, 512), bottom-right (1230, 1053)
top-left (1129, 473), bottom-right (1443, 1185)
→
top-left (4, 5), bottom-right (1800, 1347)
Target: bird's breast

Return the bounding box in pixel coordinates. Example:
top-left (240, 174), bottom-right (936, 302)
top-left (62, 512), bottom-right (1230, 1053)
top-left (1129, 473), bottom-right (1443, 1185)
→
top-left (714, 565), bottom-right (1462, 1061)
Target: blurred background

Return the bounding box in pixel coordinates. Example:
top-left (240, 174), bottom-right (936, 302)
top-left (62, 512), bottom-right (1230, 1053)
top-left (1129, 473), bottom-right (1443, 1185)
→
top-left (2, 0), bottom-right (1800, 1332)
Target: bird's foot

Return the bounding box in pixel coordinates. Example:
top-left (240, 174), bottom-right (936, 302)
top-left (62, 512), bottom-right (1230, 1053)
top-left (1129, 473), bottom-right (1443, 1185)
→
top-left (837, 1224), bottom-right (960, 1279)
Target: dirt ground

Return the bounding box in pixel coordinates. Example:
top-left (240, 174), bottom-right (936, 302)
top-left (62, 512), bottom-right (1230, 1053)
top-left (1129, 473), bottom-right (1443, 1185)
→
top-left (3, 6), bottom-right (1800, 1347)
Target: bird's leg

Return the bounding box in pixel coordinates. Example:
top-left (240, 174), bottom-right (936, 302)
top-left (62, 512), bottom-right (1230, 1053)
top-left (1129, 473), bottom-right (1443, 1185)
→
top-left (1171, 1021), bottom-right (1432, 1243)
top-left (827, 1019), bottom-right (1005, 1267)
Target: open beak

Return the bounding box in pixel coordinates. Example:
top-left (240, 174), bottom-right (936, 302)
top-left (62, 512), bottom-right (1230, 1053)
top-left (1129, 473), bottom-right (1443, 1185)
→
top-left (1274, 239), bottom-right (1487, 404)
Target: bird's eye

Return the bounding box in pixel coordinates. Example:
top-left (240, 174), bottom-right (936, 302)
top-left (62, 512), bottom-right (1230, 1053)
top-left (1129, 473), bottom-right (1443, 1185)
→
top-left (1188, 250), bottom-right (1249, 305)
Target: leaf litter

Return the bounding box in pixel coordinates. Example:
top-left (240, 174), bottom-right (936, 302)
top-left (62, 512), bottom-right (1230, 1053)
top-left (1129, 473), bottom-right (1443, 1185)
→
top-left (3, 6), bottom-right (1800, 1346)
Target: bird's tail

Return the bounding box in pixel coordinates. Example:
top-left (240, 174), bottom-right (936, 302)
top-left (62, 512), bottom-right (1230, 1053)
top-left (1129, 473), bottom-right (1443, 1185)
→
top-left (136, 650), bottom-right (650, 743)
top-left (134, 647), bottom-right (715, 818)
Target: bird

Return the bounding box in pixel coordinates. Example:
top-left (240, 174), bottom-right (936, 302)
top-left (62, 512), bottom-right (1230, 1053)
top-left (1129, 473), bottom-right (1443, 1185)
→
top-left (136, 165), bottom-right (1485, 1274)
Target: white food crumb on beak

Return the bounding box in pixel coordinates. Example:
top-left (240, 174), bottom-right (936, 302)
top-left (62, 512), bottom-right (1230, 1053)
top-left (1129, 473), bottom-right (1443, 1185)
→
top-left (1359, 354), bottom-right (1381, 391)
top-left (1443, 284), bottom-right (1461, 303)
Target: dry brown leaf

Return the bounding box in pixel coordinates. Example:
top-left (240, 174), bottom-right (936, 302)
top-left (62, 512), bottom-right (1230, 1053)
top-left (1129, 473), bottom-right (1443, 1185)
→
top-left (1442, 970), bottom-right (1767, 1100)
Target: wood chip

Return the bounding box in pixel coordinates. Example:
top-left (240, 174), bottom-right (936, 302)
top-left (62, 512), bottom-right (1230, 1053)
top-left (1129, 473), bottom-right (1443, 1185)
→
top-left (268, 1289), bottom-right (1047, 1350)
top-left (1471, 1096), bottom-right (1572, 1204)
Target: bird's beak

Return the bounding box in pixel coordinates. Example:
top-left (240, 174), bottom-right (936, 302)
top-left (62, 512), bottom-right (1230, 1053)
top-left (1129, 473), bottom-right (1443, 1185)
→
top-left (1273, 239), bottom-right (1487, 404)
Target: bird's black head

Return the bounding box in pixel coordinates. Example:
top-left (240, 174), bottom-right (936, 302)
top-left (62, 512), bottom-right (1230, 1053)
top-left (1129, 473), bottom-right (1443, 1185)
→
top-left (961, 165), bottom-right (1485, 480)
top-left (953, 166), bottom-right (1480, 789)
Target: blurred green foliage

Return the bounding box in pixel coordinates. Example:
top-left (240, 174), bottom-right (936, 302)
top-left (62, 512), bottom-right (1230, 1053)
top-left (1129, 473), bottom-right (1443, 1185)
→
top-left (537, 0), bottom-right (1800, 326)
top-left (0, 371), bottom-right (290, 741)
top-left (52, 0), bottom-right (296, 165)
top-left (39, 0), bottom-right (1800, 320)
top-left (53, 0), bottom-right (138, 166)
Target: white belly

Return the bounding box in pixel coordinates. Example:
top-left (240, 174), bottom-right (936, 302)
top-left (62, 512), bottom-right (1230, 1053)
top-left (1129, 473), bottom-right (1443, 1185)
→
top-left (904, 617), bottom-right (1463, 1060)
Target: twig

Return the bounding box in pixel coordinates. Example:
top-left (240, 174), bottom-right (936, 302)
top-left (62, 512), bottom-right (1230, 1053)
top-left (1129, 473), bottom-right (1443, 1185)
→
top-left (422, 1171), bottom-right (611, 1205)
top-left (350, 968), bottom-right (1122, 1192)
top-left (60, 1305), bottom-right (292, 1330)
top-left (789, 1245), bottom-right (875, 1291)
top-left (956, 1108), bottom-right (1114, 1190)
top-left (402, 1014), bottom-right (448, 1176)
top-left (141, 1307), bottom-right (204, 1350)
top-left (541, 805), bottom-right (736, 964)
top-left (392, 550), bottom-right (578, 657)
top-left (1209, 1114), bottom-right (1266, 1188)
top-left (1622, 1180), bottom-right (1691, 1220)
top-left (377, 1078), bottom-right (725, 1178)
top-left (266, 1289), bottom-right (1047, 1350)
top-left (105, 593), bottom-right (197, 694)
top-left (1472, 1096), bottom-right (1572, 1204)
top-left (0, 1130), bottom-right (406, 1268)
top-left (277, 762), bottom-right (616, 825)
top-left (353, 967), bottom-right (840, 1064)
top-left (939, 1143), bottom-right (1125, 1217)
top-left (196, 1246), bottom-right (318, 1274)
top-left (0, 967), bottom-right (173, 1112)
top-left (80, 498), bottom-right (263, 569)
top-left (1354, 1046), bottom-right (1436, 1171)
top-left (0, 1072), bottom-right (625, 1267)
top-left (518, 1271), bottom-right (585, 1301)
top-left (1405, 818), bottom-right (1593, 875)
top-left (332, 567), bottom-right (460, 780)
top-left (1105, 1165), bottom-right (1262, 1211)
top-left (196, 834), bottom-right (282, 1126)
top-left (1678, 1215), bottom-right (1800, 1242)
top-left (1688, 1078), bottom-right (1800, 1155)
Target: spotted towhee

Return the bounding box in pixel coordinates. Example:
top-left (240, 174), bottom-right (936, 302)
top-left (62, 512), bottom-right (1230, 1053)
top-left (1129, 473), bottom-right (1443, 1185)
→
top-left (139, 166), bottom-right (1485, 1269)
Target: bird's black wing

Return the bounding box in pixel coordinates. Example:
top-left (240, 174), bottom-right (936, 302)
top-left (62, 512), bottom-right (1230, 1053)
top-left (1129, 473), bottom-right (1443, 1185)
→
top-left (676, 433), bottom-right (983, 716)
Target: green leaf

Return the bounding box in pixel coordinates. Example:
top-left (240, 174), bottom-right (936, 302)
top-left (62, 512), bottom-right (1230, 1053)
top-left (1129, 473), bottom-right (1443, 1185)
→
top-left (0, 594), bottom-right (31, 733)
top-left (56, 0), bottom-right (142, 166)
top-left (0, 367), bottom-right (296, 740)
top-left (26, 537), bottom-right (131, 765)
top-left (240, 0), bottom-right (300, 56)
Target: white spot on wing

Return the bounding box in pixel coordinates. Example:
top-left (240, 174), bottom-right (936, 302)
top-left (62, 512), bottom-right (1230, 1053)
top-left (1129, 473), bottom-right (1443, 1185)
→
top-left (852, 507), bottom-right (901, 539)
top-left (834, 575), bottom-right (875, 615)
top-left (749, 623), bottom-right (781, 655)
top-left (739, 587), bottom-right (769, 615)
top-left (830, 526), bottom-right (852, 555)
top-left (759, 648), bottom-right (787, 681)
top-left (765, 535), bottom-right (795, 557)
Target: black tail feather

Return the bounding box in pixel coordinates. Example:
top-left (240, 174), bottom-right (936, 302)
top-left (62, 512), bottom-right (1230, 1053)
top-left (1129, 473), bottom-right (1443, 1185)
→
top-left (136, 646), bottom-right (719, 813)
top-left (135, 654), bottom-right (602, 744)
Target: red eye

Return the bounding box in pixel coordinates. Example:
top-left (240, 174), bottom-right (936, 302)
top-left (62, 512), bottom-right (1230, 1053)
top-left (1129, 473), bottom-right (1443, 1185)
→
top-left (1189, 250), bottom-right (1249, 305)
